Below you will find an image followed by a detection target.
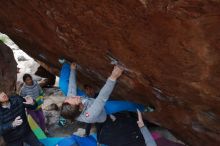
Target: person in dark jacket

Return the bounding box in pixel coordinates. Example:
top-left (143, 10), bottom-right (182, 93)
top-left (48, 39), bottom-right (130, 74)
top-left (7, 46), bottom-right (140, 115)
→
top-left (0, 91), bottom-right (44, 146)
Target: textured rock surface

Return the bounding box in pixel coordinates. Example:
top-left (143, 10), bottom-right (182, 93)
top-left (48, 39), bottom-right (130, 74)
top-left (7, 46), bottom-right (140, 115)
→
top-left (0, 43), bottom-right (17, 146)
top-left (0, 0), bottom-right (220, 145)
top-left (0, 43), bottom-right (17, 94)
top-left (35, 65), bottom-right (56, 87)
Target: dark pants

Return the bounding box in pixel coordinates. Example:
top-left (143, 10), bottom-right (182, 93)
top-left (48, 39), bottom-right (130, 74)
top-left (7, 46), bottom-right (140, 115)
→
top-left (99, 113), bottom-right (146, 146)
top-left (85, 123), bottom-right (92, 136)
top-left (95, 123), bottom-right (104, 142)
top-left (85, 122), bottom-right (103, 142)
top-left (7, 131), bottom-right (44, 146)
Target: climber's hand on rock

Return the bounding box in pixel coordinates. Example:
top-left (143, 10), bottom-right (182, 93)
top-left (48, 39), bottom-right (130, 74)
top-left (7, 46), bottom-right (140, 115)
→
top-left (71, 63), bottom-right (77, 70)
top-left (109, 65), bottom-right (124, 81)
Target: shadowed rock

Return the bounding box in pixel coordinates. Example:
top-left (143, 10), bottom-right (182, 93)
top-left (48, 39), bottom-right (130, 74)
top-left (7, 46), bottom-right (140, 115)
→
top-left (0, 43), bottom-right (17, 146)
top-left (0, 43), bottom-right (17, 94)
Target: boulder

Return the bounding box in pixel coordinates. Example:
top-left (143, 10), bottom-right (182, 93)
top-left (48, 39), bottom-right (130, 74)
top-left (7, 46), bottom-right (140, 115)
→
top-left (0, 43), bottom-right (17, 95)
top-left (0, 1), bottom-right (220, 145)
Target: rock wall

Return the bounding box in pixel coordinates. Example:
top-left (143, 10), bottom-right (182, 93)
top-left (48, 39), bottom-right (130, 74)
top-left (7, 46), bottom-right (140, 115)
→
top-left (35, 65), bottom-right (56, 87)
top-left (0, 43), bottom-right (17, 95)
top-left (0, 0), bottom-right (220, 145)
top-left (0, 43), bottom-right (17, 146)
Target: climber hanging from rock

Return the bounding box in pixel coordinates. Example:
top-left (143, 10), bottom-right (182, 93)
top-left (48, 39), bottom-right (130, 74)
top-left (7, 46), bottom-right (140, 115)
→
top-left (60, 62), bottom-right (124, 123)
top-left (58, 60), bottom-right (155, 142)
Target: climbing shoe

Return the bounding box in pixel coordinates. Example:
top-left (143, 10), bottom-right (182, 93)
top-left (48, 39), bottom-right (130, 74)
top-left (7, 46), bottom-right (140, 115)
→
top-left (58, 58), bottom-right (66, 64)
top-left (58, 116), bottom-right (67, 127)
top-left (58, 58), bottom-right (72, 65)
top-left (144, 105), bottom-right (155, 112)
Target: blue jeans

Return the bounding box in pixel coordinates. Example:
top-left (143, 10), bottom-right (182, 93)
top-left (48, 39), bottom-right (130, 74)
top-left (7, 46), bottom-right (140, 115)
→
top-left (105, 101), bottom-right (145, 114)
top-left (59, 63), bottom-right (85, 96)
top-left (59, 63), bottom-right (70, 96)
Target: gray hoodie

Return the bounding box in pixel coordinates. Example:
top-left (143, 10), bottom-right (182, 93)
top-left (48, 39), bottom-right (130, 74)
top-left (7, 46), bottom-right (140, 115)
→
top-left (77, 79), bottom-right (116, 123)
top-left (20, 81), bottom-right (42, 99)
top-left (68, 68), bottom-right (116, 123)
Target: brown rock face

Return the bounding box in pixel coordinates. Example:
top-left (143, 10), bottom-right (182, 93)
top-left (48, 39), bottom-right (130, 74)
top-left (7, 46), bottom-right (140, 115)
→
top-left (35, 65), bottom-right (56, 88)
top-left (0, 43), bottom-right (16, 146)
top-left (0, 0), bottom-right (220, 145)
top-left (0, 43), bottom-right (17, 95)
